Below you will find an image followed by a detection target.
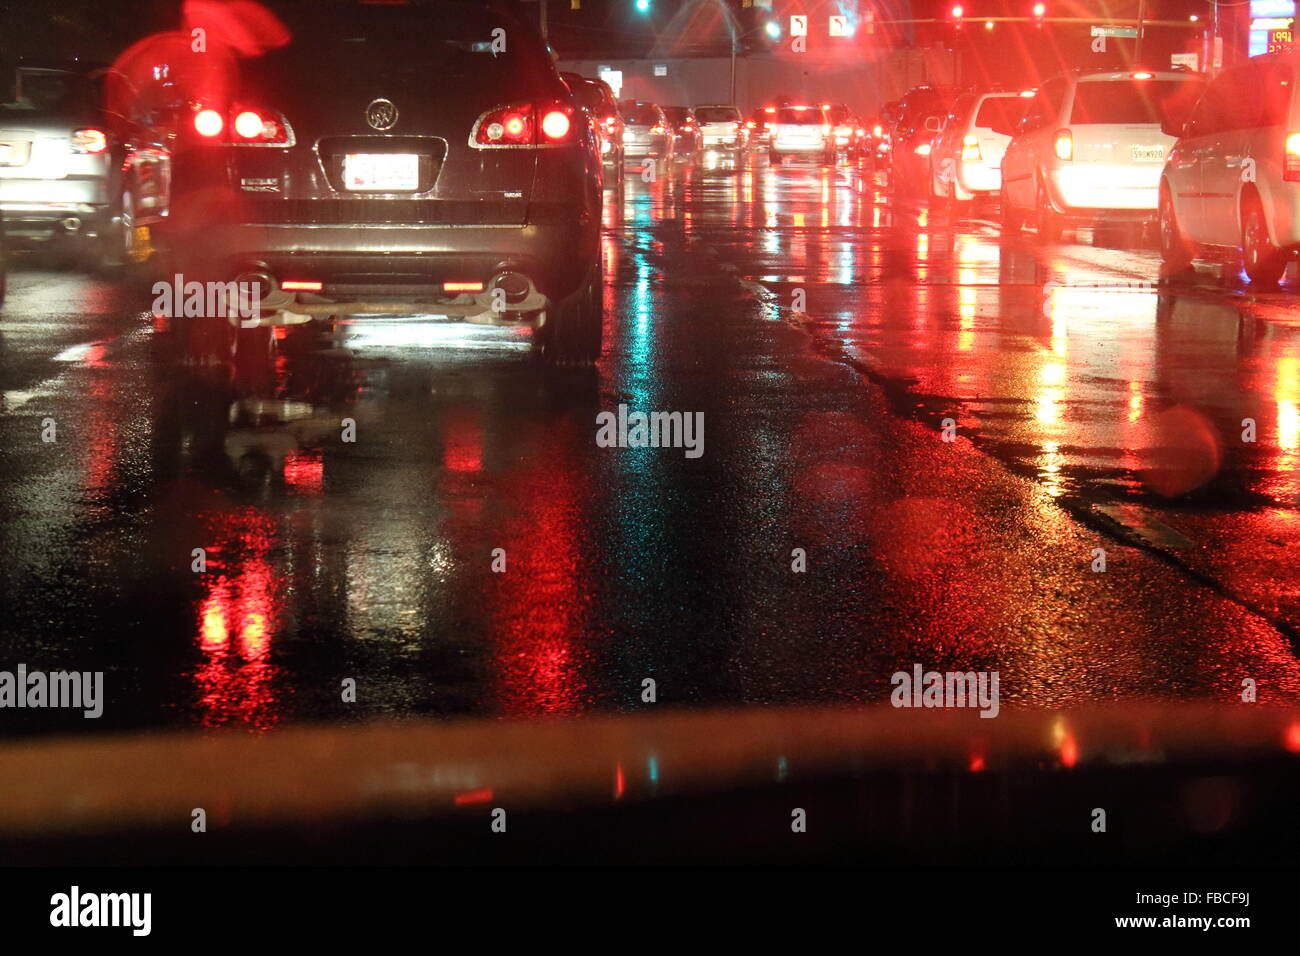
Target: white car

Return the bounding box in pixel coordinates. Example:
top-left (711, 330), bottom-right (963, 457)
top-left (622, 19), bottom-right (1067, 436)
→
top-left (694, 105), bottom-right (746, 152)
top-left (768, 105), bottom-right (834, 165)
top-left (998, 70), bottom-right (1206, 240)
top-left (930, 90), bottom-right (1031, 202)
top-left (1159, 52), bottom-right (1297, 283)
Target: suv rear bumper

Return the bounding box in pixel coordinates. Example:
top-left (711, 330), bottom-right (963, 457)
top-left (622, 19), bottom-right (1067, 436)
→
top-left (193, 218), bottom-right (595, 303)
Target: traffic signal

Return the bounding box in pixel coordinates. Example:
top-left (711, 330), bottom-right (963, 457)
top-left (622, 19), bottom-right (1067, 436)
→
top-left (1033, 2), bottom-right (1046, 27)
top-left (635, 0), bottom-right (651, 14)
top-left (951, 4), bottom-right (964, 29)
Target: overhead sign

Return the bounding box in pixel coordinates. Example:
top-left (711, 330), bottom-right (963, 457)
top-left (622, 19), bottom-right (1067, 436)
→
top-left (790, 15), bottom-right (807, 37)
top-left (1091, 25), bottom-right (1139, 38)
top-left (1171, 52), bottom-right (1198, 70)
top-left (654, 63), bottom-right (667, 76)
top-left (829, 15), bottom-right (850, 37)
top-left (1251, 0), bottom-right (1295, 17)
top-left (598, 68), bottom-right (622, 98)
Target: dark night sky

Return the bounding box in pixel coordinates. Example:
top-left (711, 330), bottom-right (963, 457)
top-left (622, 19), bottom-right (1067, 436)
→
top-left (0, 0), bottom-right (1240, 64)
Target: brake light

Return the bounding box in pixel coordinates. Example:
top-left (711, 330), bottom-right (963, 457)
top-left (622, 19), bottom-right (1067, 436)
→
top-left (680, 124), bottom-right (696, 133)
top-left (194, 109), bottom-right (224, 138)
top-left (444, 281), bottom-right (485, 293)
top-left (962, 134), bottom-right (981, 161)
top-left (475, 103), bottom-right (574, 147)
top-left (873, 124), bottom-right (883, 137)
top-left (1132, 71), bottom-right (1154, 80)
top-left (604, 117), bottom-right (618, 131)
top-left (745, 120), bottom-right (756, 129)
top-left (1054, 129), bottom-right (1073, 161)
top-left (71, 128), bottom-right (108, 154)
top-left (541, 110), bottom-right (571, 140)
top-left (234, 110), bottom-right (265, 139)
top-left (915, 142), bottom-right (932, 155)
top-left (281, 280), bottom-right (322, 292)
top-left (649, 124), bottom-right (666, 135)
top-left (1285, 132), bottom-right (1300, 181)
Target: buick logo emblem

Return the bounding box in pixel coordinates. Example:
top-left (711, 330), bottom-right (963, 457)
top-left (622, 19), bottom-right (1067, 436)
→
top-left (366, 99), bottom-right (398, 131)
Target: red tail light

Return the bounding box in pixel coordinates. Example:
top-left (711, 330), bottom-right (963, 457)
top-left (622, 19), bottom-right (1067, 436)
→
top-left (745, 121), bottom-right (756, 129)
top-left (1286, 132), bottom-right (1300, 181)
top-left (71, 128), bottom-right (108, 154)
top-left (474, 103), bottom-right (574, 147)
top-left (193, 109), bottom-right (224, 138)
top-left (680, 124), bottom-right (696, 133)
top-left (192, 105), bottom-right (291, 145)
top-left (649, 124), bottom-right (666, 135)
top-left (1054, 128), bottom-right (1073, 161)
top-left (234, 110), bottom-right (265, 139)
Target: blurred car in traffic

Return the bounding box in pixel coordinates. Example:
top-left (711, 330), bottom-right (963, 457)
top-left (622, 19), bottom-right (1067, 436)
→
top-left (998, 69), bottom-right (1205, 240)
top-left (562, 71), bottom-right (623, 170)
top-left (768, 104), bottom-right (834, 165)
top-left (694, 104), bottom-right (746, 153)
top-left (168, 0), bottom-right (604, 365)
top-left (661, 106), bottom-right (702, 163)
top-left (929, 90), bottom-right (1031, 204)
top-left (748, 106), bottom-right (773, 149)
top-left (823, 103), bottom-right (864, 158)
top-left (1159, 53), bottom-right (1297, 284)
top-left (0, 58), bottom-right (171, 270)
top-left (889, 86), bottom-right (958, 196)
top-left (621, 100), bottom-right (673, 164)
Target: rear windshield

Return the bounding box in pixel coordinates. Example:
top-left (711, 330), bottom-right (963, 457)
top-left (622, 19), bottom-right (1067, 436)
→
top-left (567, 81), bottom-right (606, 113)
top-left (696, 107), bottom-right (739, 122)
top-left (661, 107), bottom-right (690, 123)
top-left (974, 96), bottom-right (1025, 130)
top-left (0, 68), bottom-right (95, 118)
top-left (246, 1), bottom-right (552, 82)
top-left (621, 104), bottom-right (660, 125)
top-left (1069, 79), bottom-right (1205, 125)
top-left (776, 108), bottom-right (823, 125)
top-left (825, 106), bottom-right (850, 124)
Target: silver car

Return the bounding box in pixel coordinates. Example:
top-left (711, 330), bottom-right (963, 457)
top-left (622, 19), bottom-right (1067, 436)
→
top-left (0, 61), bottom-right (170, 269)
top-left (694, 105), bottom-right (746, 152)
top-left (620, 101), bottom-right (674, 163)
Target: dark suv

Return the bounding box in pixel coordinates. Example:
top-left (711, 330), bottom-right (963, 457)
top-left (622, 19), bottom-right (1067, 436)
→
top-left (170, 0), bottom-right (604, 365)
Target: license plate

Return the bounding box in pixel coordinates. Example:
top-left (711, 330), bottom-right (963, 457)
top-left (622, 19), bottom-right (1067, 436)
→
top-left (344, 153), bottom-right (419, 191)
top-left (1132, 145), bottom-right (1165, 162)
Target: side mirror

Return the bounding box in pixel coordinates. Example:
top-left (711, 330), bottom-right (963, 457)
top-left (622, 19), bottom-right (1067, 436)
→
top-left (924, 115), bottom-right (943, 132)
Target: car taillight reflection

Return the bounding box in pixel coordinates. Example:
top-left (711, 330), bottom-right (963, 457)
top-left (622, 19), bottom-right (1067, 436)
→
top-left (71, 128), bottom-right (109, 154)
top-left (1285, 132), bottom-right (1300, 181)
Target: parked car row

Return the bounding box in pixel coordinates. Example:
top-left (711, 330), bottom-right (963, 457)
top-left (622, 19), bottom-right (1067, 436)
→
top-left (889, 62), bottom-right (1300, 284)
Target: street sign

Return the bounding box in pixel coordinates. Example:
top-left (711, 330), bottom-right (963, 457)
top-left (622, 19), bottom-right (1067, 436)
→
top-left (1090, 25), bottom-right (1139, 38)
top-left (790, 15), bottom-right (807, 37)
top-left (654, 63), bottom-right (667, 76)
top-left (829, 15), bottom-right (850, 37)
top-left (1171, 52), bottom-right (1198, 70)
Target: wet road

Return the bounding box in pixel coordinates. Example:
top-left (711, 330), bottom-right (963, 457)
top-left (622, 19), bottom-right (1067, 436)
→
top-left (3, 152), bottom-right (1300, 736)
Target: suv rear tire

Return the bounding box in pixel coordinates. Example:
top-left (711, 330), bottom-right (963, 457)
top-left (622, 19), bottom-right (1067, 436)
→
top-left (1242, 194), bottom-right (1285, 285)
top-left (537, 260), bottom-right (602, 366)
top-left (1158, 184), bottom-right (1193, 276)
top-left (1000, 184), bottom-right (1023, 234)
top-left (1036, 179), bottom-right (1065, 242)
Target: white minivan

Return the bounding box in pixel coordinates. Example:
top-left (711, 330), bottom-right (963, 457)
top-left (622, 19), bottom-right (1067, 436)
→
top-left (998, 70), bottom-right (1206, 240)
top-left (1159, 52), bottom-right (1299, 283)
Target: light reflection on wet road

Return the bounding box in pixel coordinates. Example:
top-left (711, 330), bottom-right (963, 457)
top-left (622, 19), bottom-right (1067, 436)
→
top-left (2, 151), bottom-right (1299, 736)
